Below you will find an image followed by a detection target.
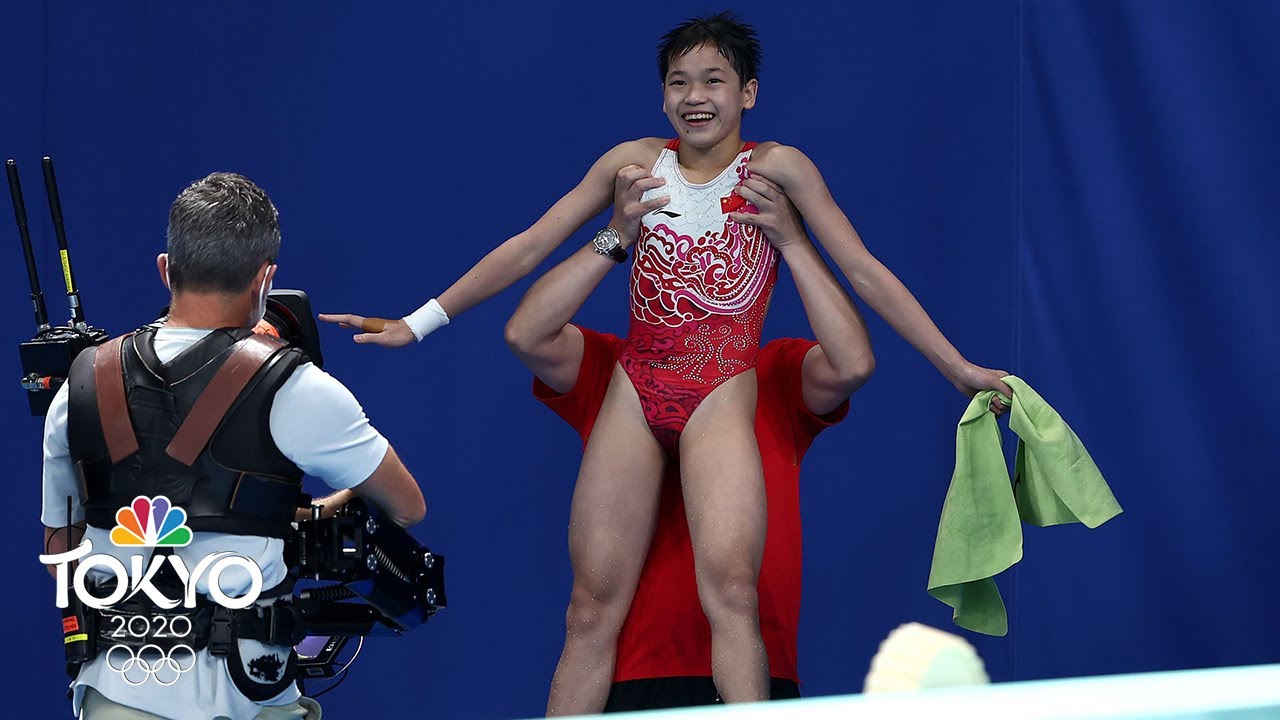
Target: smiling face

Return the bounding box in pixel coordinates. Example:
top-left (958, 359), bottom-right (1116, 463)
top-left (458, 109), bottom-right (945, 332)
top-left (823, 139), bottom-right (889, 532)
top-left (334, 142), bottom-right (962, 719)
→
top-left (662, 42), bottom-right (758, 151)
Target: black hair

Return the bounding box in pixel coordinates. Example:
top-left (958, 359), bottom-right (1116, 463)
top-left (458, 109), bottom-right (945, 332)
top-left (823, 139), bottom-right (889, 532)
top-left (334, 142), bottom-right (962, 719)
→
top-left (657, 11), bottom-right (762, 87)
top-left (167, 172), bottom-right (280, 294)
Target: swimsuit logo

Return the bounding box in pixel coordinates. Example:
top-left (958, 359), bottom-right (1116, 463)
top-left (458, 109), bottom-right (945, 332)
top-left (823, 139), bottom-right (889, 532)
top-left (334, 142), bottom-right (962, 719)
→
top-left (110, 495), bottom-right (193, 547)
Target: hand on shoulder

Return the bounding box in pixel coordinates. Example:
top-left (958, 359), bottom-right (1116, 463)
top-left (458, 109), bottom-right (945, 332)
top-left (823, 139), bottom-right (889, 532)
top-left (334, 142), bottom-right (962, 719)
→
top-left (602, 138), bottom-right (669, 173)
top-left (747, 142), bottom-right (820, 189)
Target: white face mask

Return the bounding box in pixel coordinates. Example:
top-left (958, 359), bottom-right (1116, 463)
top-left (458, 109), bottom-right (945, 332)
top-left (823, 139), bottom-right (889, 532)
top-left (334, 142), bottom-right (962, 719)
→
top-left (250, 273), bottom-right (273, 326)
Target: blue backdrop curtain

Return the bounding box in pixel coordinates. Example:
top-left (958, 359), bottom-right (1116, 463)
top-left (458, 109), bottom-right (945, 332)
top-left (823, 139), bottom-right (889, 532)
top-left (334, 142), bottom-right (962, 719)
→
top-left (1, 2), bottom-right (1275, 717)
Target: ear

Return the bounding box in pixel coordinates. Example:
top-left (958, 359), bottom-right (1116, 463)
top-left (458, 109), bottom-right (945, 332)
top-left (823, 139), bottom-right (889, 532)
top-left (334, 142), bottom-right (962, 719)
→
top-left (742, 78), bottom-right (759, 111)
top-left (157, 254), bottom-right (170, 290)
top-left (661, 81), bottom-right (669, 115)
top-left (250, 261), bottom-right (273, 286)
top-left (262, 263), bottom-right (278, 288)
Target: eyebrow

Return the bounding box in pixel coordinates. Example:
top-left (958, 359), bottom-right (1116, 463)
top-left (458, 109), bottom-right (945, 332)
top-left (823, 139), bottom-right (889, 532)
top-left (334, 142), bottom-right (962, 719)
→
top-left (666, 67), bottom-right (729, 78)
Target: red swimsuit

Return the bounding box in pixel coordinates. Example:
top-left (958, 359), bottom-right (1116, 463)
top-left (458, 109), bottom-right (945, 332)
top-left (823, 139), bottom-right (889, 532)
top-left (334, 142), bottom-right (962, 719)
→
top-left (619, 140), bottom-right (779, 455)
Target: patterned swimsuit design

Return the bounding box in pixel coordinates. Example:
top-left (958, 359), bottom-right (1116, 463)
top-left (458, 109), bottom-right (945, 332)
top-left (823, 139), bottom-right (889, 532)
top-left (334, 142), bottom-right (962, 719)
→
top-left (619, 140), bottom-right (779, 455)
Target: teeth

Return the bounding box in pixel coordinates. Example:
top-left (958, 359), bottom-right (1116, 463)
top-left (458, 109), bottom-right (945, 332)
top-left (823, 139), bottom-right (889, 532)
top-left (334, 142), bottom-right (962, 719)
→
top-left (684, 113), bottom-right (714, 121)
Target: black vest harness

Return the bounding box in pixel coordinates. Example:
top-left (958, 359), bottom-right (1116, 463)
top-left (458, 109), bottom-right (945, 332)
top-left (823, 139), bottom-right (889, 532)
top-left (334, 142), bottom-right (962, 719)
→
top-left (67, 326), bottom-right (309, 539)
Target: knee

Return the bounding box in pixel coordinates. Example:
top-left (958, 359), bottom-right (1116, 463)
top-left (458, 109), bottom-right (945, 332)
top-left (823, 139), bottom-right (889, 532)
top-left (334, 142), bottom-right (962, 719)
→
top-left (697, 560), bottom-right (760, 624)
top-left (563, 583), bottom-right (626, 639)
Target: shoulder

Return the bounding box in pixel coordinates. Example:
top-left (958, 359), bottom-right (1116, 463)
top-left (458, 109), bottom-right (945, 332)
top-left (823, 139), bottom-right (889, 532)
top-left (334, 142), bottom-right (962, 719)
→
top-left (277, 360), bottom-right (345, 393)
top-left (598, 138), bottom-right (668, 171)
top-left (272, 362), bottom-right (363, 417)
top-left (749, 142), bottom-right (820, 185)
top-left (43, 381), bottom-right (72, 442)
top-left (270, 363), bottom-right (382, 449)
top-left (269, 362), bottom-right (388, 488)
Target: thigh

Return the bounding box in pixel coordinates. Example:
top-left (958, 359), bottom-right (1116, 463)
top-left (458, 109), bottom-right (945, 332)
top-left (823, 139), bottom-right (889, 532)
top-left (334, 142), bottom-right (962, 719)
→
top-left (567, 364), bottom-right (667, 590)
top-left (679, 370), bottom-right (767, 570)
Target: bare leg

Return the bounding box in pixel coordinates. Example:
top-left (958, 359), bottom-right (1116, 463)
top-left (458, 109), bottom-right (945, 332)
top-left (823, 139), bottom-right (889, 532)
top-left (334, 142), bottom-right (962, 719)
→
top-left (546, 364), bottom-right (666, 716)
top-left (680, 369), bottom-right (770, 703)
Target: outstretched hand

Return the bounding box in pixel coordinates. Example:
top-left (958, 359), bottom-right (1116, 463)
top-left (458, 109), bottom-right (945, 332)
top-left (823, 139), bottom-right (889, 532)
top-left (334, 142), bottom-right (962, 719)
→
top-left (953, 364), bottom-right (1013, 416)
top-left (318, 313), bottom-right (417, 347)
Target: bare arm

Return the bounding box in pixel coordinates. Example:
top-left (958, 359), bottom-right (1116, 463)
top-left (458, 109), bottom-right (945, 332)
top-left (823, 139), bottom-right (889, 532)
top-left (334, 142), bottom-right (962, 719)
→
top-left (321, 140), bottom-right (664, 346)
top-left (351, 445), bottom-right (425, 528)
top-left (749, 144), bottom-right (1010, 407)
top-left (731, 177), bottom-right (875, 415)
top-left (295, 489), bottom-right (356, 522)
top-left (503, 244), bottom-right (606, 395)
top-left (503, 163), bottom-right (668, 392)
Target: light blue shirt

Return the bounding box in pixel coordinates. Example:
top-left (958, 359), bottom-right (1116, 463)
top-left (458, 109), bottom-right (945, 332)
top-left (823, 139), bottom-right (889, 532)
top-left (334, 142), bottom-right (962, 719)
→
top-left (41, 327), bottom-right (390, 719)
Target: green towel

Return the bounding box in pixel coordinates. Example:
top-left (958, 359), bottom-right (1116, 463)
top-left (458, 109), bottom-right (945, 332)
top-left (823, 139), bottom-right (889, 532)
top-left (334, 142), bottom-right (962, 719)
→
top-left (926, 376), bottom-right (1122, 636)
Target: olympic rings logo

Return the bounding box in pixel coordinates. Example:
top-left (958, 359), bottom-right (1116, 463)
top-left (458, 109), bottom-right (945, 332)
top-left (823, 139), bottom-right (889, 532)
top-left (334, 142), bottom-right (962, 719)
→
top-left (105, 643), bottom-right (197, 686)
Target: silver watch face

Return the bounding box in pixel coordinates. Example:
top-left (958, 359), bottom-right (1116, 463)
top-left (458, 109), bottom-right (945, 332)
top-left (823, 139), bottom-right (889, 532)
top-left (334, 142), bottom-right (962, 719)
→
top-left (594, 227), bottom-right (620, 252)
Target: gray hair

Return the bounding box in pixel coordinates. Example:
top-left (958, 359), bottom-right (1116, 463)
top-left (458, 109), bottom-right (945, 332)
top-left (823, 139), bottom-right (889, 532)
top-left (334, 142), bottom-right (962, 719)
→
top-left (166, 172), bottom-right (281, 293)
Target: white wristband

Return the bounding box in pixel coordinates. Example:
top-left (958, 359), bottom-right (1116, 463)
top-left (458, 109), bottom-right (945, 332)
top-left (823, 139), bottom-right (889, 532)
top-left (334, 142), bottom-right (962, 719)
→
top-left (403, 298), bottom-right (450, 341)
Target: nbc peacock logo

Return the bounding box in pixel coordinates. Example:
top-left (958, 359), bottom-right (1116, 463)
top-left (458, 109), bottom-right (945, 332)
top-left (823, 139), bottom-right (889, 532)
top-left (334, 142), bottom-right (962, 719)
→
top-left (110, 495), bottom-right (193, 548)
top-left (43, 495), bottom-right (264, 614)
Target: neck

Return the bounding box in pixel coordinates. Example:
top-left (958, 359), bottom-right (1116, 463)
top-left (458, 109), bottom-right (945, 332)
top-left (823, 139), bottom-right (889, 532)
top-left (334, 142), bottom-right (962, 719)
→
top-left (677, 131), bottom-right (745, 180)
top-left (166, 291), bottom-right (253, 329)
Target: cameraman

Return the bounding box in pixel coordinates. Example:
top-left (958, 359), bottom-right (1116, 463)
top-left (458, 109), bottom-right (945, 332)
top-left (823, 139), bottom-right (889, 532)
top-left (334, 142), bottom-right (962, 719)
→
top-left (40, 172), bottom-right (425, 720)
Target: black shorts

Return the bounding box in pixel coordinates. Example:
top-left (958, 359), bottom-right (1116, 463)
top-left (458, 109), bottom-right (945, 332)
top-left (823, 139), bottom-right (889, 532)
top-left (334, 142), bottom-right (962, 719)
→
top-left (604, 677), bottom-right (800, 712)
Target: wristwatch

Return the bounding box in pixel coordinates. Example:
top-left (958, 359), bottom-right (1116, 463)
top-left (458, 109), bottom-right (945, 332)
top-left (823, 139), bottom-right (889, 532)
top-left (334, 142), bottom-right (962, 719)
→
top-left (592, 226), bottom-right (628, 264)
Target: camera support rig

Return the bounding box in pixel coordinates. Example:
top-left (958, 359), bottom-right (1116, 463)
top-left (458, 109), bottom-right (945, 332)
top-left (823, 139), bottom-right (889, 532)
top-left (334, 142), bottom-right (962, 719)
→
top-left (292, 497), bottom-right (447, 637)
top-left (7, 157), bottom-right (108, 416)
top-left (10, 159), bottom-right (446, 687)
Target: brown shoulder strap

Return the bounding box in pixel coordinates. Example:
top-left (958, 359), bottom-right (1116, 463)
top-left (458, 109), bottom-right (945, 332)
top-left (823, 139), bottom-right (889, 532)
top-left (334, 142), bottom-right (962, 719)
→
top-left (94, 334), bottom-right (139, 464)
top-left (165, 334), bottom-right (284, 467)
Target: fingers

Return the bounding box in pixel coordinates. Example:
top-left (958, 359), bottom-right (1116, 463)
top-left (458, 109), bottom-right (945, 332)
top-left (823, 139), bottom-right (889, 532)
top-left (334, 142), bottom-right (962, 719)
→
top-left (319, 313), bottom-right (364, 326)
top-left (755, 175), bottom-right (784, 195)
top-left (638, 195), bottom-right (671, 214)
top-left (990, 397), bottom-right (1008, 416)
top-left (354, 330), bottom-right (398, 345)
top-left (615, 165), bottom-right (649, 190)
top-left (633, 176), bottom-right (666, 193)
top-left (735, 184), bottom-right (767, 206)
top-left (349, 321), bottom-right (416, 348)
top-left (319, 313), bottom-right (397, 335)
top-left (741, 176), bottom-right (782, 199)
top-left (728, 211), bottom-right (760, 227)
top-left (745, 164), bottom-right (782, 186)
top-left (988, 371), bottom-right (1012, 416)
top-left (615, 167), bottom-right (667, 223)
top-left (359, 317), bottom-right (391, 333)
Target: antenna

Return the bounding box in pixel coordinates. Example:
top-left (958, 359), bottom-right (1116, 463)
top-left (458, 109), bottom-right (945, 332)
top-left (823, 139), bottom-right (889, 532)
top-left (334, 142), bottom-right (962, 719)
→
top-left (41, 157), bottom-right (87, 329)
top-left (13, 156), bottom-right (109, 415)
top-left (5, 160), bottom-right (51, 331)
